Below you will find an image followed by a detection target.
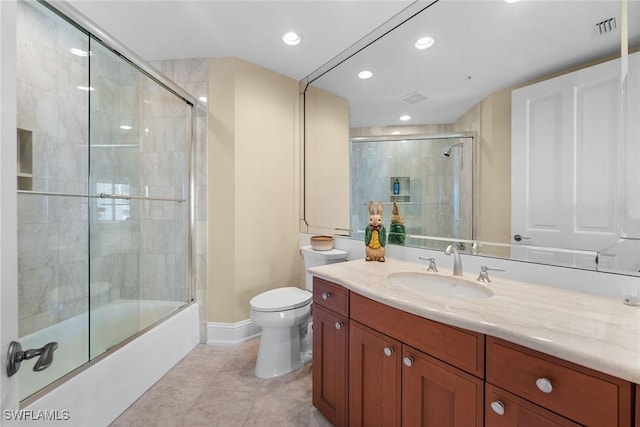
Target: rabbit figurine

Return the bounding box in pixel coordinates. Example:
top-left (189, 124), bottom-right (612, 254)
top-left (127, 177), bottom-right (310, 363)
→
top-left (365, 201), bottom-right (386, 262)
top-left (388, 201), bottom-right (406, 245)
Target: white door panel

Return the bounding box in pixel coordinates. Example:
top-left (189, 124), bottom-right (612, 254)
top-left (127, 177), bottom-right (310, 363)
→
top-left (512, 55), bottom-right (622, 255)
top-left (622, 53), bottom-right (640, 237)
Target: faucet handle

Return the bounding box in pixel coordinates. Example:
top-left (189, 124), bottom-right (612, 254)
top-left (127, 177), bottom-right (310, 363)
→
top-left (477, 266), bottom-right (505, 283)
top-left (418, 256), bottom-right (438, 272)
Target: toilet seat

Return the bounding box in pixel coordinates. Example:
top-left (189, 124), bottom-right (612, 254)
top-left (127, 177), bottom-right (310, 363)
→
top-left (250, 287), bottom-right (312, 312)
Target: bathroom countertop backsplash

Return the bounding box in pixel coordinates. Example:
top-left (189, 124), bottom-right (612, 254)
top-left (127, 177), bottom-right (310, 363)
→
top-left (308, 258), bottom-right (640, 384)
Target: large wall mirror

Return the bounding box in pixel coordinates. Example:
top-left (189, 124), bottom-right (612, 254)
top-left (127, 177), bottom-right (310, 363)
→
top-left (301, 0), bottom-right (640, 277)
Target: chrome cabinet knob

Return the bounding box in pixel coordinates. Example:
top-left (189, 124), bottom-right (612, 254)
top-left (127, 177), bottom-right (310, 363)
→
top-left (490, 401), bottom-right (505, 415)
top-left (402, 356), bottom-right (413, 367)
top-left (536, 377), bottom-right (553, 393)
top-left (383, 346), bottom-right (394, 357)
top-left (321, 292), bottom-right (331, 300)
top-left (334, 322), bottom-right (344, 330)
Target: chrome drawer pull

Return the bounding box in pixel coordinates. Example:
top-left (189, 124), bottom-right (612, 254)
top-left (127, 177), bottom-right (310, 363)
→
top-left (402, 356), bottom-right (414, 367)
top-left (536, 377), bottom-right (553, 393)
top-left (321, 292), bottom-right (331, 300)
top-left (490, 401), bottom-right (505, 416)
top-left (383, 346), bottom-right (394, 357)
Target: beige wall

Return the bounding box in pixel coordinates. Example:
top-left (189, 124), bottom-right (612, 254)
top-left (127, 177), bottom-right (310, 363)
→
top-left (303, 86), bottom-right (350, 234)
top-left (453, 89), bottom-right (511, 249)
top-left (477, 89), bottom-right (512, 246)
top-left (207, 58), bottom-right (301, 323)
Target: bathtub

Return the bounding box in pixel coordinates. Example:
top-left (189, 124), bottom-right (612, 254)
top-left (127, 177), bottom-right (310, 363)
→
top-left (17, 300), bottom-right (199, 427)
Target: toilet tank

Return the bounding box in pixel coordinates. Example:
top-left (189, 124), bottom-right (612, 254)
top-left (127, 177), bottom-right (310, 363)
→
top-left (301, 246), bottom-right (348, 292)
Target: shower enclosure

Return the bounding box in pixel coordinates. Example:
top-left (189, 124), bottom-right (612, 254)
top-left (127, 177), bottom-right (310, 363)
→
top-left (15, 0), bottom-right (194, 402)
top-left (350, 133), bottom-right (475, 250)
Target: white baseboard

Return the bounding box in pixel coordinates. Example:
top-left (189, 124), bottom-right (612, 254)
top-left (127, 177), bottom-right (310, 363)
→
top-left (206, 319), bottom-right (262, 346)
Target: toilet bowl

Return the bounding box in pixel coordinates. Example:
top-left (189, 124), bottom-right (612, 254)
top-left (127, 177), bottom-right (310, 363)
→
top-left (250, 246), bottom-right (348, 378)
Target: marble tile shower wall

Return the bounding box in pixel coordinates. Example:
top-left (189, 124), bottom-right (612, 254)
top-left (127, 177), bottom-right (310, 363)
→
top-left (16, 2), bottom-right (194, 336)
top-left (152, 58), bottom-right (209, 342)
top-left (350, 139), bottom-right (472, 244)
top-left (89, 42), bottom-right (141, 311)
top-left (17, 1), bottom-right (91, 336)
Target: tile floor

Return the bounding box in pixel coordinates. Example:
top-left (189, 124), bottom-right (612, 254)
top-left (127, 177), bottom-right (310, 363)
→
top-left (109, 339), bottom-right (333, 427)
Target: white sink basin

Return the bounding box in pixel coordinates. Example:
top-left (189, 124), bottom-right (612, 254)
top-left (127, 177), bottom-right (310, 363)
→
top-left (386, 272), bottom-right (494, 299)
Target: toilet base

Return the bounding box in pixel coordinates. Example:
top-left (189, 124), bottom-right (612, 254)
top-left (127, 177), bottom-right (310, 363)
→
top-left (254, 324), bottom-right (311, 378)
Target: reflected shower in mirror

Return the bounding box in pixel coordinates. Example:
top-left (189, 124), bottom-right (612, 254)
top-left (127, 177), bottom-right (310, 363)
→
top-left (350, 133), bottom-right (474, 252)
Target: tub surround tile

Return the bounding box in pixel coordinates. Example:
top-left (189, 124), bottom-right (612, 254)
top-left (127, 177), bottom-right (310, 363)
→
top-left (309, 258), bottom-right (640, 383)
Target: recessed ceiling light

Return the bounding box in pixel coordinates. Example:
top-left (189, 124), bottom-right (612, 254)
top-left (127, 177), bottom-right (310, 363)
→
top-left (415, 37), bottom-right (435, 50)
top-left (119, 125), bottom-right (132, 130)
top-left (77, 86), bottom-right (95, 91)
top-left (282, 32), bottom-right (301, 46)
top-left (199, 96), bottom-right (207, 103)
top-left (357, 70), bottom-right (373, 79)
top-left (399, 115), bottom-right (411, 121)
top-left (70, 47), bottom-right (91, 57)
top-left (391, 131), bottom-right (401, 135)
top-left (504, 0), bottom-right (520, 3)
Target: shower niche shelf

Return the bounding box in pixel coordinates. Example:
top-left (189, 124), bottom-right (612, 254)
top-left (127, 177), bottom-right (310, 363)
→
top-left (390, 176), bottom-right (410, 203)
top-left (17, 128), bottom-right (33, 191)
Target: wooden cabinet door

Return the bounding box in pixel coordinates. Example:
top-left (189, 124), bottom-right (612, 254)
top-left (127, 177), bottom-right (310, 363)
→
top-left (402, 345), bottom-right (483, 427)
top-left (636, 384), bottom-right (640, 427)
top-left (349, 321), bottom-right (401, 427)
top-left (485, 384), bottom-right (581, 427)
top-left (312, 305), bottom-right (348, 427)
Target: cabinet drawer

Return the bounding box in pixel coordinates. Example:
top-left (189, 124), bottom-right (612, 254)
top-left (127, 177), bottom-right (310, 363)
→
top-left (486, 337), bottom-right (632, 426)
top-left (485, 384), bottom-right (581, 427)
top-left (350, 293), bottom-right (484, 377)
top-left (313, 277), bottom-right (349, 316)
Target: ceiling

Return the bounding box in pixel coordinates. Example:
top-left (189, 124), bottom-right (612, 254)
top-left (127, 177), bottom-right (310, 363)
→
top-left (66, 0), bottom-right (640, 128)
top-left (66, 0), bottom-right (415, 81)
top-left (311, 0), bottom-right (640, 127)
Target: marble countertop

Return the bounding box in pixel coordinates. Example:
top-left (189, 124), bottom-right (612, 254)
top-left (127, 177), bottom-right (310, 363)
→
top-left (308, 258), bottom-right (640, 384)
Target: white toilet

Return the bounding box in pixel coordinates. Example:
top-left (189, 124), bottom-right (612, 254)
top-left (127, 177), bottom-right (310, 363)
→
top-left (249, 246), bottom-right (348, 378)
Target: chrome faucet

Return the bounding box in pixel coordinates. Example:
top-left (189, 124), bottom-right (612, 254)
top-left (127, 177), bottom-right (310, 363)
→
top-left (418, 256), bottom-right (438, 272)
top-left (444, 244), bottom-right (463, 276)
top-left (477, 266), bottom-right (505, 283)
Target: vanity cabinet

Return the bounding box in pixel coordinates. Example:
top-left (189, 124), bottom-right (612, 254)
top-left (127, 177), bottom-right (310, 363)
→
top-left (313, 278), bottom-right (634, 427)
top-left (346, 291), bottom-right (484, 426)
top-left (312, 278), bottom-right (349, 427)
top-left (486, 337), bottom-right (633, 427)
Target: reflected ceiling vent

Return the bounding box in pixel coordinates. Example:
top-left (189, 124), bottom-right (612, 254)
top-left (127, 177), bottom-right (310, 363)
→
top-left (399, 91), bottom-right (428, 105)
top-left (595, 17), bottom-right (616, 35)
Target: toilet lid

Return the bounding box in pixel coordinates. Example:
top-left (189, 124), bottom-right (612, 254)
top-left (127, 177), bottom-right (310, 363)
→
top-left (250, 287), bottom-right (312, 312)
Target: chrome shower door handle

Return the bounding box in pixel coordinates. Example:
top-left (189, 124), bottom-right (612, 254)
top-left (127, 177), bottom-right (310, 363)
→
top-left (6, 341), bottom-right (59, 377)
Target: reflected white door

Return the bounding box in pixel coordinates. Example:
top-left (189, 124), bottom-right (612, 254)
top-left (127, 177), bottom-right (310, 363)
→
top-left (622, 53), bottom-right (640, 238)
top-left (511, 56), bottom-right (621, 266)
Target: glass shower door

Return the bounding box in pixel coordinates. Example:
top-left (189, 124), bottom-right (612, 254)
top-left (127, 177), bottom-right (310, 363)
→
top-left (14, 0), bottom-right (192, 401)
top-left (15, 0), bottom-right (91, 401)
top-left (88, 36), bottom-right (191, 359)
top-left (88, 39), bottom-right (142, 358)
